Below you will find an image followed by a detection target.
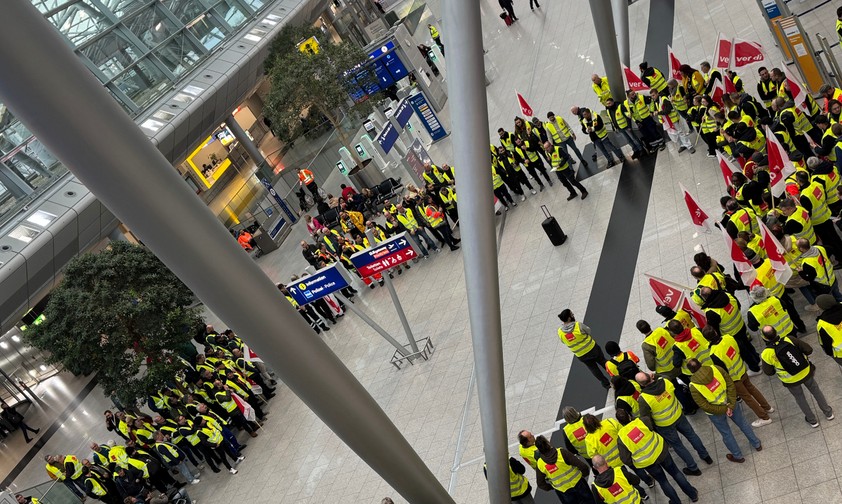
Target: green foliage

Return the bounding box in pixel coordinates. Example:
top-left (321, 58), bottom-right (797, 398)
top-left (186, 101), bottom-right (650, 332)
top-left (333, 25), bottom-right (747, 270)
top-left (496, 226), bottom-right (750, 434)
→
top-left (25, 242), bottom-right (201, 405)
top-left (263, 25), bottom-right (380, 146)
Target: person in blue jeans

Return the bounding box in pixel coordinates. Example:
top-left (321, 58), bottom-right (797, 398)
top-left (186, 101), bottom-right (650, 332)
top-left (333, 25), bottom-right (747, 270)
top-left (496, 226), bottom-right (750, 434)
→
top-left (636, 372), bottom-right (713, 475)
top-left (687, 359), bottom-right (762, 463)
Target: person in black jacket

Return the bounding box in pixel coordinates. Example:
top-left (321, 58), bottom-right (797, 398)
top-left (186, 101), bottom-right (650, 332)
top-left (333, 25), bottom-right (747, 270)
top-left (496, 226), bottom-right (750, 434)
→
top-left (816, 294), bottom-right (842, 367)
top-left (499, 0), bottom-right (517, 20)
top-left (1, 404), bottom-right (39, 443)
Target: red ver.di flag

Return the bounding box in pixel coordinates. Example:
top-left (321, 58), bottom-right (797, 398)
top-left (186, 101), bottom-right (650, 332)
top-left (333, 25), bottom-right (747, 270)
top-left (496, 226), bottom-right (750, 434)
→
top-left (646, 274), bottom-right (686, 311)
top-left (668, 45), bottom-right (683, 80)
top-left (721, 227), bottom-right (757, 286)
top-left (764, 125), bottom-right (796, 197)
top-left (714, 33), bottom-right (733, 69)
top-left (623, 65), bottom-right (649, 92)
top-left (716, 152), bottom-right (741, 193)
top-left (756, 217), bottom-right (793, 284)
top-left (232, 393), bottom-right (256, 422)
top-left (679, 183), bottom-right (712, 232)
top-left (732, 39), bottom-right (766, 67)
top-left (516, 91), bottom-right (533, 117)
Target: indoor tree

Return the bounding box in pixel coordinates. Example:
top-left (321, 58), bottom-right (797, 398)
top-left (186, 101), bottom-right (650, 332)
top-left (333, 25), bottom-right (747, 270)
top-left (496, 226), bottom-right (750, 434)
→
top-left (263, 25), bottom-right (381, 169)
top-left (25, 241), bottom-right (201, 405)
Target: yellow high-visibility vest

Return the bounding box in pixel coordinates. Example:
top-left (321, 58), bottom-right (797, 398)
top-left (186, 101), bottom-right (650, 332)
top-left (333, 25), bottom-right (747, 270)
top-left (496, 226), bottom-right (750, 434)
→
top-left (710, 335), bottom-right (748, 380)
top-left (558, 322), bottom-right (596, 357)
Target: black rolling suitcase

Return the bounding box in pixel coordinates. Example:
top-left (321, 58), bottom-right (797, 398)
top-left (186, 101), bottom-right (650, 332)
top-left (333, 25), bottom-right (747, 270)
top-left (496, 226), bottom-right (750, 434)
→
top-left (541, 205), bottom-right (566, 246)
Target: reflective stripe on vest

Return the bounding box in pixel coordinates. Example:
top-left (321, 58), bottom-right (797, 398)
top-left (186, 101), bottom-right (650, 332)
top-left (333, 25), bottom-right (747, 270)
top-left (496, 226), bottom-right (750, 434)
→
top-left (613, 105), bottom-right (630, 129)
top-left (729, 208), bottom-right (758, 234)
top-left (749, 297), bottom-right (794, 337)
top-left (214, 391), bottom-right (236, 413)
top-left (803, 182), bottom-right (831, 225)
top-left (711, 335), bottom-right (748, 380)
top-left (817, 318), bottom-right (842, 358)
top-left (640, 379), bottom-right (682, 427)
top-left (823, 128), bottom-right (839, 162)
top-left (483, 462), bottom-right (530, 498)
top-left (761, 336), bottom-right (812, 384)
top-left (86, 477), bottom-right (107, 496)
top-left (596, 467), bottom-right (642, 504)
top-left (558, 322), bottom-right (596, 357)
top-left (545, 118), bottom-right (570, 142)
top-left (585, 418), bottom-right (622, 467)
top-left (201, 426), bottom-right (223, 446)
top-left (550, 148), bottom-right (569, 171)
top-left (397, 210), bottom-right (419, 231)
top-left (618, 419), bottom-right (664, 469)
top-left (659, 96), bottom-right (680, 124)
top-left (815, 169), bottom-right (841, 205)
top-left (536, 450), bottom-right (582, 492)
top-left (709, 296), bottom-right (744, 335)
top-left (155, 442), bottom-right (181, 464)
top-left (690, 366), bottom-right (729, 412)
top-left (581, 117), bottom-right (608, 139)
top-left (65, 455), bottom-right (83, 479)
top-left (643, 327), bottom-right (675, 373)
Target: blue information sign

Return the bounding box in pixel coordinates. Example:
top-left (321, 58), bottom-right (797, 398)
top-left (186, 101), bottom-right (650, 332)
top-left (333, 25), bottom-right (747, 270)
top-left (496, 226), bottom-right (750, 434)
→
top-left (268, 216), bottom-right (287, 239)
top-left (408, 93), bottom-right (448, 142)
top-left (376, 122), bottom-right (399, 153)
top-left (286, 264), bottom-right (351, 306)
top-left (395, 97), bottom-right (414, 129)
top-left (349, 232), bottom-right (418, 276)
top-left (260, 177), bottom-right (296, 223)
top-left (761, 0), bottom-right (780, 19)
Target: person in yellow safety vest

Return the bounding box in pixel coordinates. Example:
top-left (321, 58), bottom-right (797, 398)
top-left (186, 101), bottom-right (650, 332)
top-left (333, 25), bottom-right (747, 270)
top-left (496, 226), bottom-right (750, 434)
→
top-left (604, 97), bottom-right (646, 159)
top-left (517, 430), bottom-right (540, 471)
top-left (773, 97), bottom-right (819, 157)
top-left (604, 341), bottom-right (641, 379)
top-left (196, 416), bottom-right (242, 475)
top-left (15, 494), bottom-right (42, 504)
top-left (838, 7), bottom-right (842, 49)
top-left (533, 435), bottom-right (593, 501)
top-left (422, 162), bottom-right (451, 187)
top-left (795, 239), bottom-right (842, 306)
top-left (624, 90), bottom-right (667, 151)
top-left (495, 145), bottom-right (536, 198)
top-left (832, 102), bottom-right (842, 124)
top-left (428, 24), bottom-right (444, 55)
top-left (820, 84), bottom-right (842, 114)
top-left (46, 454), bottom-right (87, 499)
top-left (482, 458), bottom-right (533, 502)
top-left (796, 170), bottom-right (835, 234)
top-left (723, 199), bottom-right (758, 239)
top-left (639, 62), bottom-right (668, 93)
top-left (702, 325), bottom-right (774, 427)
top-left (757, 67), bottom-right (778, 110)
top-left (131, 418), bottom-right (155, 448)
top-left (697, 286), bottom-right (763, 373)
top-left (211, 380), bottom-right (259, 437)
top-left (498, 127), bottom-right (518, 153)
top-left (698, 95), bottom-right (721, 157)
top-left (591, 73), bottom-right (613, 107)
top-left (746, 285), bottom-right (799, 342)
top-left (576, 107), bottom-right (624, 167)
top-left (545, 111), bottom-right (590, 166)
top-left (560, 407), bottom-right (590, 457)
top-left (437, 184), bottom-right (459, 223)
top-left (807, 155), bottom-right (842, 215)
top-left (513, 136), bottom-right (553, 189)
top-left (557, 309), bottom-right (611, 388)
top-left (611, 375), bottom-right (642, 418)
top-left (584, 415), bottom-right (656, 492)
top-left (615, 409), bottom-right (700, 502)
top-left (491, 164), bottom-right (516, 211)
top-left (746, 252), bottom-right (807, 334)
top-left (636, 320), bottom-right (678, 379)
top-left (777, 198), bottom-right (817, 246)
top-left (153, 431), bottom-right (200, 485)
top-left (81, 466), bottom-right (111, 502)
top-left (814, 115), bottom-right (839, 164)
top-left (422, 196), bottom-right (460, 251)
top-left (687, 359), bottom-right (762, 464)
top-left (761, 326), bottom-right (834, 427)
top-left (699, 61), bottom-right (722, 96)
top-left (816, 294), bottom-right (842, 369)
top-left (395, 203), bottom-right (439, 256)
top-left (667, 319), bottom-right (712, 377)
top-left (543, 141), bottom-right (589, 200)
top-left (590, 454), bottom-right (647, 503)
top-left (635, 372), bottom-right (713, 474)
top-left (650, 87), bottom-right (695, 152)
top-left (688, 265), bottom-right (727, 307)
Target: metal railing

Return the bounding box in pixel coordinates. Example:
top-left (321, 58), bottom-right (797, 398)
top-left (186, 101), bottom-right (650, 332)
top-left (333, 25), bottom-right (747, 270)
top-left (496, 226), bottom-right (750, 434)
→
top-left (1, 479), bottom-right (81, 504)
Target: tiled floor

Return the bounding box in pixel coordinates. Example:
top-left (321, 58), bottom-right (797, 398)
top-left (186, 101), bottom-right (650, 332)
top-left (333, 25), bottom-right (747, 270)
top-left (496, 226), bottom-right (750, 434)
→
top-left (7, 0), bottom-right (842, 503)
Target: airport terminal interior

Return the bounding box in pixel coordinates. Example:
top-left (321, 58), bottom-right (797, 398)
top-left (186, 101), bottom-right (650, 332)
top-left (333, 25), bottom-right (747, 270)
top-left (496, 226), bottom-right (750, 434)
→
top-left (5, 0), bottom-right (842, 502)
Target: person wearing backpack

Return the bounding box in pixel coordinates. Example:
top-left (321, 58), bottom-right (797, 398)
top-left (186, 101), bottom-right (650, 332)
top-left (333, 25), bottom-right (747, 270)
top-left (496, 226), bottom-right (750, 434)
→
top-left (760, 326), bottom-right (835, 428)
top-left (604, 341), bottom-right (641, 379)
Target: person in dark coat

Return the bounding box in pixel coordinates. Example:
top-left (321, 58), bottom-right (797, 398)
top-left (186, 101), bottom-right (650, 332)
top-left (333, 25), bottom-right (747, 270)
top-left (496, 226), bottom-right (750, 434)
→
top-left (1, 403), bottom-right (39, 443)
top-left (499, 0), bottom-right (517, 20)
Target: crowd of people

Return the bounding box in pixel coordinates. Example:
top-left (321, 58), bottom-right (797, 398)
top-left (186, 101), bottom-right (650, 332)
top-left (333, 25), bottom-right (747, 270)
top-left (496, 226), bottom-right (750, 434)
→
top-left (495, 58), bottom-right (842, 503)
top-left (34, 326), bottom-right (276, 504)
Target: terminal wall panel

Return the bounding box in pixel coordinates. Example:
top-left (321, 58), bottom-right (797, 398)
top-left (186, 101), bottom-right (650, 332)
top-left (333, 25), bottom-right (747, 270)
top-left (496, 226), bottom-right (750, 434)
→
top-left (100, 207), bottom-right (118, 239)
top-left (20, 230), bottom-right (55, 306)
top-left (0, 252), bottom-right (28, 334)
top-left (76, 193), bottom-right (102, 251)
top-left (50, 210), bottom-right (80, 275)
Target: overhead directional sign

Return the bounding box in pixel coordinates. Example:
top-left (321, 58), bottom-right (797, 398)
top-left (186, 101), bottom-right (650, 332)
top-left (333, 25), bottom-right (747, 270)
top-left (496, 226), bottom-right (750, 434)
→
top-left (350, 232), bottom-right (418, 277)
top-left (286, 264), bottom-right (351, 306)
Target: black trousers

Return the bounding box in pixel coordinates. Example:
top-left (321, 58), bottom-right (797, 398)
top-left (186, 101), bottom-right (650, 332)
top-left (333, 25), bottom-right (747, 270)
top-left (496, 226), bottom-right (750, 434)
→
top-left (701, 132), bottom-right (718, 155)
top-left (780, 292), bottom-right (806, 331)
top-left (501, 3), bottom-right (516, 19)
top-left (555, 169), bottom-right (587, 196)
top-left (529, 0), bottom-right (540, 8)
top-left (433, 224), bottom-right (459, 249)
top-left (177, 440), bottom-right (202, 466)
top-left (494, 186), bottom-right (514, 207)
top-left (525, 160), bottom-right (553, 186)
top-left (514, 169), bottom-right (534, 191)
top-left (579, 346), bottom-right (609, 388)
top-left (502, 175), bottom-right (524, 195)
top-left (200, 443), bottom-right (234, 471)
top-left (815, 220), bottom-right (842, 260)
top-left (312, 299), bottom-right (336, 323)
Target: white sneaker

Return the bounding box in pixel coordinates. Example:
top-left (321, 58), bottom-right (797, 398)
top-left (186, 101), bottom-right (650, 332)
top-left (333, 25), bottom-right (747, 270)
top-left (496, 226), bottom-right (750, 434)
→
top-left (827, 412), bottom-right (835, 420)
top-left (235, 455), bottom-right (245, 464)
top-left (747, 369), bottom-right (762, 377)
top-left (751, 418), bottom-right (772, 427)
top-left (805, 304), bottom-right (820, 312)
top-left (190, 479), bottom-right (201, 485)
top-left (520, 195), bottom-right (526, 202)
top-left (530, 189), bottom-right (537, 195)
top-left (766, 407), bottom-right (775, 414)
top-left (229, 468), bottom-right (238, 474)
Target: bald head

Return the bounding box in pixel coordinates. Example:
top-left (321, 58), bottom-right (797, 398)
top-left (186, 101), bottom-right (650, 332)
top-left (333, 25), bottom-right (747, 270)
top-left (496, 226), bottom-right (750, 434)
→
top-left (635, 372), bottom-right (651, 387)
top-left (592, 454), bottom-right (609, 473)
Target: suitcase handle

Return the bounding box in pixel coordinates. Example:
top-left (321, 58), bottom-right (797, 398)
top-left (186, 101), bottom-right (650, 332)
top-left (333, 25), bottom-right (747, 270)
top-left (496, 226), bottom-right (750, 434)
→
top-left (541, 205), bottom-right (552, 219)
